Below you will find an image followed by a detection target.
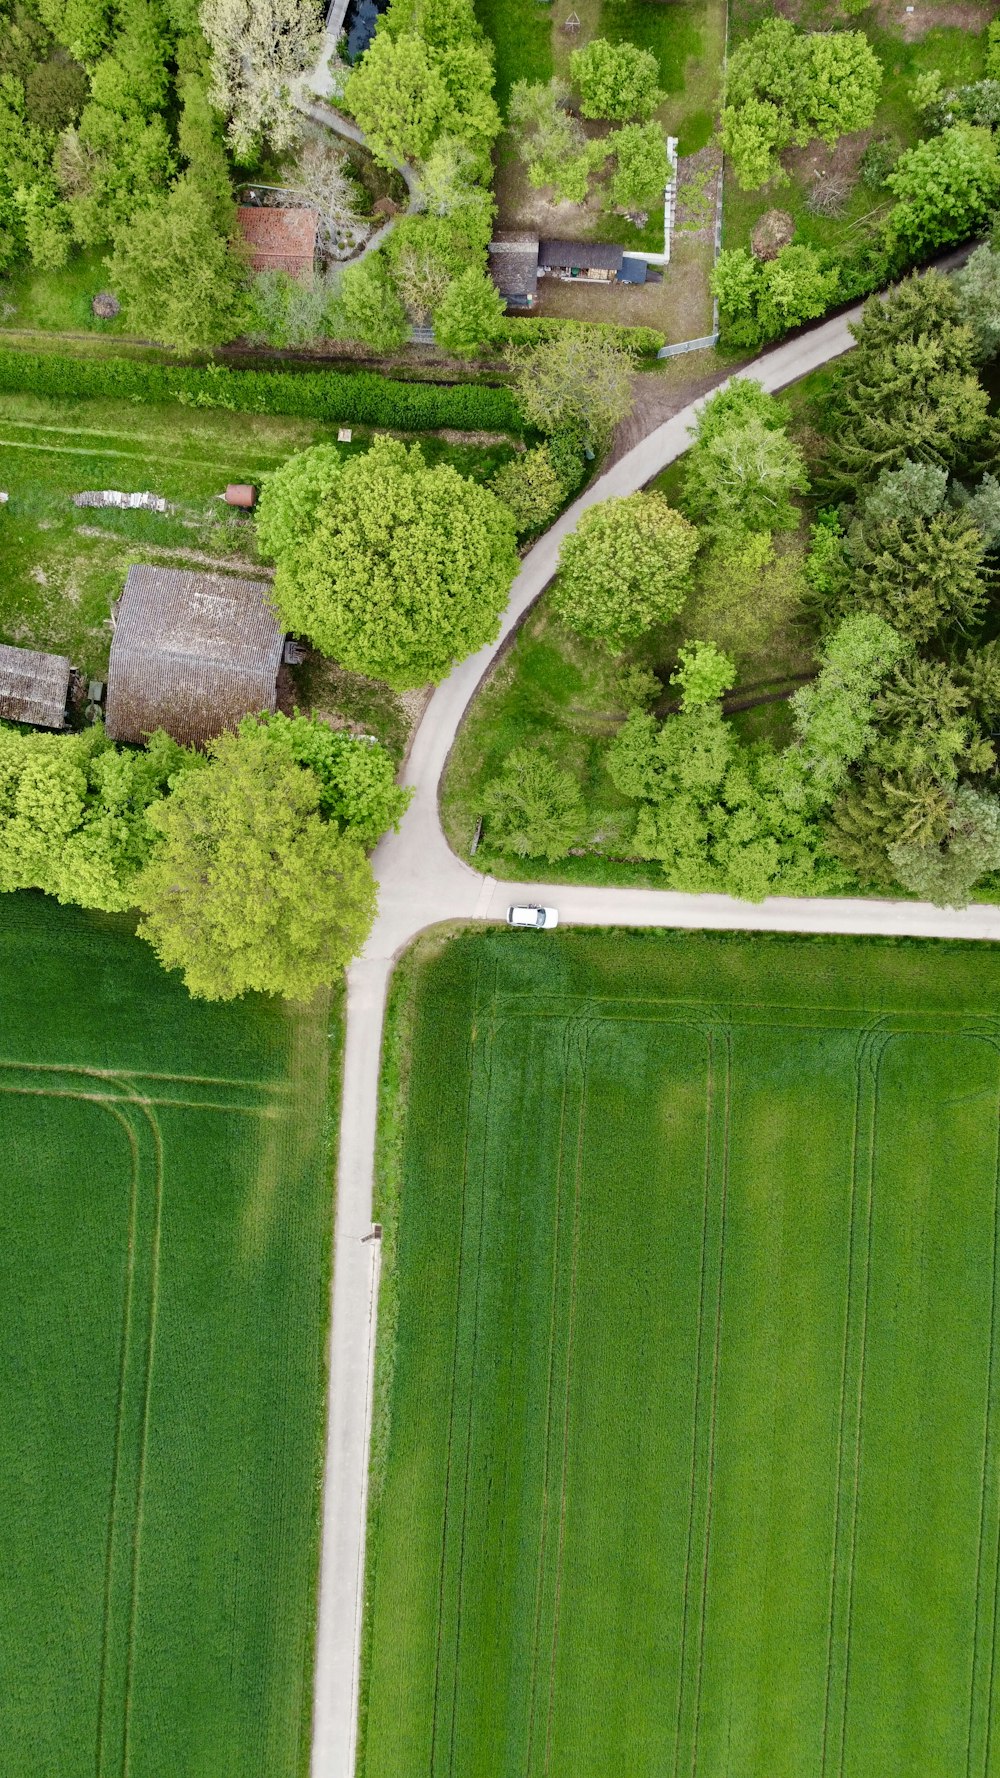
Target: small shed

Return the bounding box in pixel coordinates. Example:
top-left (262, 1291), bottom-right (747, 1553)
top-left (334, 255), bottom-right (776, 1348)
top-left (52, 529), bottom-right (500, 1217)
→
top-left (539, 239), bottom-right (624, 281)
top-left (0, 643), bottom-right (71, 728)
top-left (104, 565), bottom-right (285, 749)
top-left (236, 205), bottom-right (319, 279)
top-left (487, 234), bottom-right (540, 308)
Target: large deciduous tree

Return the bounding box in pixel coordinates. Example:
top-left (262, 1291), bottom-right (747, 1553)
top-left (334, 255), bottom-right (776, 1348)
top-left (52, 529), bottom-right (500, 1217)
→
top-left (345, 30), bottom-right (449, 166)
top-left (681, 378), bottom-right (809, 535)
top-left (569, 37), bottom-right (662, 121)
top-left (553, 493), bottom-right (699, 646)
top-left (722, 18), bottom-right (882, 189)
top-left (107, 176), bottom-right (244, 351)
top-left (135, 725), bottom-right (376, 1001)
top-left (201, 0), bottom-right (320, 158)
top-left (256, 436), bottom-right (519, 686)
top-left (508, 330), bottom-right (634, 450)
top-left (886, 123), bottom-right (1000, 254)
top-left (484, 746), bottom-right (584, 860)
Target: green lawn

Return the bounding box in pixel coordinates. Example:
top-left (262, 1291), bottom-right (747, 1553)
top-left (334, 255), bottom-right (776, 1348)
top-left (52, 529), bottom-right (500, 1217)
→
top-left (0, 891), bottom-right (338, 1778)
top-left (361, 927), bottom-right (1000, 1778)
top-left (0, 388), bottom-right (514, 679)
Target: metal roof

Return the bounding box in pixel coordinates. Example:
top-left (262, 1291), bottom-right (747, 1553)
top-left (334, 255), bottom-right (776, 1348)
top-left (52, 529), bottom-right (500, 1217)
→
top-left (619, 255), bottom-right (648, 283)
top-left (539, 238), bottom-right (624, 271)
top-left (0, 644), bottom-right (71, 728)
top-left (105, 565), bottom-right (284, 749)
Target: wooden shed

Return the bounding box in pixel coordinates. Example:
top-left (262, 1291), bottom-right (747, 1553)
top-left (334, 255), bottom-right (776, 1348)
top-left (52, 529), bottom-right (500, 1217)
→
top-left (104, 565), bottom-right (285, 749)
top-left (0, 643), bottom-right (71, 728)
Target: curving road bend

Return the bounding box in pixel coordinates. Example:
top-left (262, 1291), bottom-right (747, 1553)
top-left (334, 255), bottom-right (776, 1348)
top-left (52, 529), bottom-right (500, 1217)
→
top-left (308, 299), bottom-right (1000, 1778)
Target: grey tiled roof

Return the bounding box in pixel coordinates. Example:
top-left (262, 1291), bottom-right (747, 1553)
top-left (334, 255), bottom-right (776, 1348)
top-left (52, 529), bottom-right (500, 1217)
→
top-left (105, 565), bottom-right (284, 749)
top-left (539, 238), bottom-right (624, 271)
top-left (0, 644), bottom-right (71, 728)
top-left (488, 234), bottom-right (540, 299)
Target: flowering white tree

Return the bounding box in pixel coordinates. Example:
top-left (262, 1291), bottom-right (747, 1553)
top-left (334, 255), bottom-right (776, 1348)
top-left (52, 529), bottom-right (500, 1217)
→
top-left (200, 0), bottom-right (321, 158)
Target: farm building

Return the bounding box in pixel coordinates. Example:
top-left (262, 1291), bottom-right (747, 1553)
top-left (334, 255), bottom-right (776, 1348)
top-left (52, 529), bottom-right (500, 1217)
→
top-left (104, 565), bottom-right (285, 749)
top-left (0, 644), bottom-right (71, 728)
top-left (236, 205), bottom-right (319, 278)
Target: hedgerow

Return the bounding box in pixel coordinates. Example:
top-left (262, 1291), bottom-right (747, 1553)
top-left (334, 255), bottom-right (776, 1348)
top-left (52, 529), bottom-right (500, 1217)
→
top-left (495, 317), bottom-right (665, 355)
top-left (0, 349), bottom-right (524, 433)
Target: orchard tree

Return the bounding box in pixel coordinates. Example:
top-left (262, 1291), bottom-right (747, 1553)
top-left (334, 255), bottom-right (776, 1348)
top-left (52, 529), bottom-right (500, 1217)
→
top-left (257, 436), bottom-right (519, 686)
top-left (670, 641), bottom-right (736, 709)
top-left (136, 725), bottom-right (376, 1001)
top-left (201, 0), bottom-right (320, 157)
top-left (722, 18), bottom-right (882, 190)
top-left (509, 77), bottom-right (609, 202)
top-left (553, 493), bottom-right (699, 646)
top-left (721, 96), bottom-right (785, 190)
top-left (433, 263), bottom-right (506, 355)
top-left (490, 445), bottom-right (563, 534)
top-left (608, 121), bottom-right (669, 210)
top-left (333, 257), bottom-right (409, 352)
top-left (484, 746), bottom-right (584, 860)
top-left (570, 37), bottom-right (662, 121)
top-left (345, 30), bottom-right (449, 166)
top-left (509, 330), bottom-right (634, 449)
top-left (107, 176), bottom-right (244, 352)
top-left (886, 123), bottom-right (1000, 254)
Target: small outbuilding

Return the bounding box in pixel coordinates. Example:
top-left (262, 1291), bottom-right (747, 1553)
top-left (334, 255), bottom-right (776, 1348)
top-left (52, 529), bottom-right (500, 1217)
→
top-left (105, 565), bottom-right (285, 749)
top-left (538, 239), bottom-right (625, 281)
top-left (236, 205), bottom-right (319, 279)
top-left (0, 643), bottom-right (71, 729)
top-left (488, 234), bottom-right (540, 308)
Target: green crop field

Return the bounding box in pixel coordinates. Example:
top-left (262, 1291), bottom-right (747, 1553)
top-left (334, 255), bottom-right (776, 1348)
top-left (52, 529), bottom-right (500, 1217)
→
top-left (0, 892), bottom-right (338, 1778)
top-left (362, 928), bottom-right (1000, 1778)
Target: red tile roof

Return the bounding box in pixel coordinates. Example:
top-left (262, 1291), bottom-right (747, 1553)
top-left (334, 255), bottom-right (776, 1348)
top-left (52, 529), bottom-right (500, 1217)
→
top-left (236, 205), bottom-right (319, 278)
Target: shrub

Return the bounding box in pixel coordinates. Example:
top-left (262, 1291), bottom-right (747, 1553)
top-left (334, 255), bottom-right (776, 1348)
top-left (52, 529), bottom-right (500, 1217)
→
top-left (484, 746), bottom-right (584, 860)
top-left (490, 445), bottom-right (563, 533)
top-left (554, 493), bottom-right (699, 646)
top-left (885, 123), bottom-right (1000, 254)
top-left (495, 317), bottom-right (665, 355)
top-left (570, 37), bottom-right (662, 122)
top-left (0, 348), bottom-right (524, 433)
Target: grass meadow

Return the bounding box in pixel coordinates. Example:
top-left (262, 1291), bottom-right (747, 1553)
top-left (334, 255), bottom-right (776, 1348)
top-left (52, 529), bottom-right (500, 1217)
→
top-left (0, 892), bottom-right (338, 1778)
top-left (361, 927), bottom-right (1000, 1778)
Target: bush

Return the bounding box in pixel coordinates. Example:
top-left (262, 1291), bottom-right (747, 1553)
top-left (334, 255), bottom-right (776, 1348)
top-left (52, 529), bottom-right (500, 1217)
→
top-left (713, 243), bottom-right (839, 348)
top-left (490, 445), bottom-right (563, 533)
top-left (885, 123), bottom-right (1000, 254)
top-left (0, 348), bottom-right (524, 434)
top-left (495, 317), bottom-right (665, 355)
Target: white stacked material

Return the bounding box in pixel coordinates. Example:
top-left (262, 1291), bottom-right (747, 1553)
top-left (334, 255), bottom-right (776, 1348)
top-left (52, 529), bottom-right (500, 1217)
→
top-left (73, 490), bottom-right (169, 511)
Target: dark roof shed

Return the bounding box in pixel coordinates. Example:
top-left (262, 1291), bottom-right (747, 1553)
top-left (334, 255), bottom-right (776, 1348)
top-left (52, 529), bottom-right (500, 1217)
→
top-left (539, 239), bottom-right (624, 272)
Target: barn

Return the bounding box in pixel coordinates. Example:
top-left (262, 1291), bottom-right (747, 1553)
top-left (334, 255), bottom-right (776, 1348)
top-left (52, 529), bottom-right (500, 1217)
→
top-left (0, 643), bottom-right (71, 728)
top-left (104, 565), bottom-right (285, 749)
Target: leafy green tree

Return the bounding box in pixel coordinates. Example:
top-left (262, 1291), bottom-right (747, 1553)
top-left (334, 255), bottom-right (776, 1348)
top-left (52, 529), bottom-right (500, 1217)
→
top-left (433, 263), bottom-right (506, 355)
top-left (845, 510), bottom-right (988, 643)
top-left (346, 30), bottom-right (449, 166)
top-left (508, 330), bottom-right (634, 449)
top-left (721, 95), bottom-right (785, 190)
top-left (888, 784), bottom-right (1000, 907)
top-left (0, 725), bottom-right (194, 910)
top-left (136, 725), bottom-right (376, 1001)
top-left (886, 124), bottom-right (1000, 254)
top-left (788, 612), bottom-right (911, 800)
top-left (35, 0), bottom-right (109, 62)
top-left (243, 714), bottom-right (410, 848)
top-left (953, 242), bottom-right (1000, 361)
top-left (802, 510), bottom-right (850, 611)
top-left (682, 381), bottom-right (808, 535)
top-left (68, 105), bottom-right (175, 246)
top-left (257, 436), bottom-right (519, 686)
top-left (509, 76), bottom-right (609, 202)
top-left (554, 493), bottom-right (699, 646)
top-left (333, 256), bottom-right (409, 353)
top-left (670, 640), bottom-right (736, 709)
top-left (484, 746), bottom-right (584, 860)
top-left (608, 121), bottom-right (669, 210)
top-left (15, 179), bottom-right (70, 269)
top-left (107, 177), bottom-right (243, 352)
top-left (490, 445), bottom-right (563, 534)
top-left (607, 704), bottom-right (846, 897)
top-left (712, 244), bottom-right (838, 345)
top-left (570, 38), bottom-right (662, 121)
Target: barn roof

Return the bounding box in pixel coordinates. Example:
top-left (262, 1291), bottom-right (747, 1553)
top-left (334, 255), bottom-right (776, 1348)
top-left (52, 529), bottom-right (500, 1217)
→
top-left (105, 565), bottom-right (285, 749)
top-left (236, 205), bottom-right (319, 278)
top-left (0, 643), bottom-right (71, 728)
top-left (539, 238), bottom-right (624, 272)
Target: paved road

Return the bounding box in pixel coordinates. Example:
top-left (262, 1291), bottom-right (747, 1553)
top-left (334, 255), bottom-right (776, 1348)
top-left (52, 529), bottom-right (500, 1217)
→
top-left (308, 297), bottom-right (1000, 1778)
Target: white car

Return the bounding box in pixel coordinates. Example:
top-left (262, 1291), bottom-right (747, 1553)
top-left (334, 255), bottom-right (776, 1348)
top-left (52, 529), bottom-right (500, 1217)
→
top-left (506, 904), bottom-right (559, 929)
